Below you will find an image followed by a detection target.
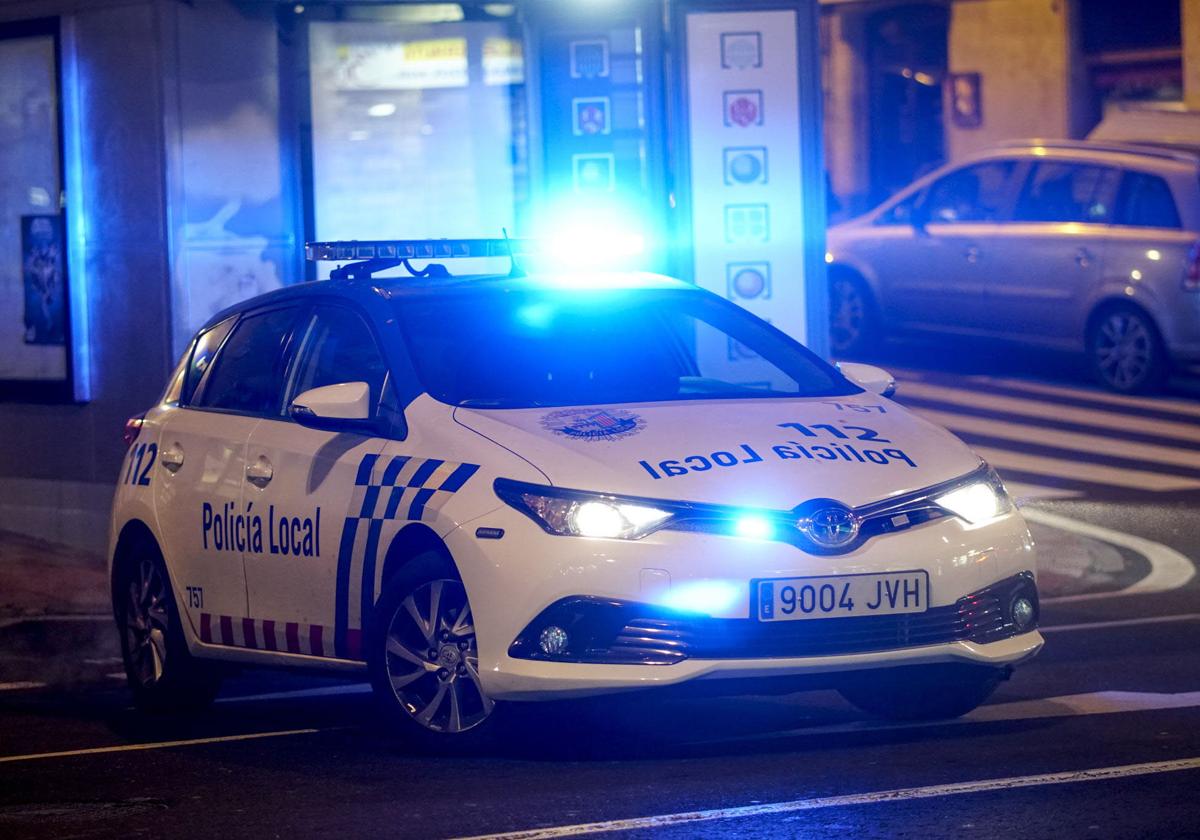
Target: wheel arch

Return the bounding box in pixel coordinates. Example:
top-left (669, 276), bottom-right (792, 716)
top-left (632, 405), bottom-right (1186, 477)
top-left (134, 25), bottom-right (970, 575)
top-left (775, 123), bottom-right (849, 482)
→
top-left (1084, 296), bottom-right (1164, 345)
top-left (110, 519), bottom-right (161, 607)
top-left (379, 522), bottom-right (455, 594)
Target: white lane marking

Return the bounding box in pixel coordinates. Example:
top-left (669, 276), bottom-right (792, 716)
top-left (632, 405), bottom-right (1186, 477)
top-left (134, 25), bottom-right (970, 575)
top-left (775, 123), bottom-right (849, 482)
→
top-left (1041, 613), bottom-right (1200, 633)
top-left (215, 683), bottom-right (372, 704)
top-left (0, 681), bottom-right (47, 692)
top-left (1024, 508), bottom-right (1197, 601)
top-left (977, 446), bottom-right (1200, 492)
top-left (914, 407), bottom-right (1200, 470)
top-left (0, 728), bottom-right (326, 764)
top-left (968, 375), bottom-right (1200, 418)
top-left (901, 380), bottom-right (1200, 443)
top-left (454, 757), bottom-right (1200, 840)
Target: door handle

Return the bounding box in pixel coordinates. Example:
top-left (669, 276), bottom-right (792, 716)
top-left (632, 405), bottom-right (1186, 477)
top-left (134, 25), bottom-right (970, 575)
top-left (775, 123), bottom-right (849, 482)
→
top-left (964, 246), bottom-right (981, 264)
top-left (245, 457), bottom-right (273, 489)
top-left (1075, 247), bottom-right (1093, 268)
top-left (160, 444), bottom-right (185, 473)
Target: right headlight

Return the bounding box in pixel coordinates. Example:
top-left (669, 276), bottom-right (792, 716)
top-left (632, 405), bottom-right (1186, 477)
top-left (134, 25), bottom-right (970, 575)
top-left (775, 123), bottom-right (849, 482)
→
top-left (934, 466), bottom-right (1013, 525)
top-left (495, 480), bottom-right (674, 540)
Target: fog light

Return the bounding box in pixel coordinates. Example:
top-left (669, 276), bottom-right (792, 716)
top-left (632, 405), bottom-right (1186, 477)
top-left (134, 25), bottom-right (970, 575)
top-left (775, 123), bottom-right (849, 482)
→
top-left (1011, 596), bottom-right (1035, 631)
top-left (539, 625), bottom-right (569, 656)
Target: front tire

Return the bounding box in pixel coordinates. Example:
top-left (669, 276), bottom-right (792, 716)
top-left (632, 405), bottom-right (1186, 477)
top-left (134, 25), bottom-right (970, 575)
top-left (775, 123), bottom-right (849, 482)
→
top-left (113, 540), bottom-right (221, 712)
top-left (838, 665), bottom-right (1004, 721)
top-left (829, 271), bottom-right (881, 357)
top-left (1087, 305), bottom-right (1168, 394)
top-left (367, 550), bottom-right (499, 750)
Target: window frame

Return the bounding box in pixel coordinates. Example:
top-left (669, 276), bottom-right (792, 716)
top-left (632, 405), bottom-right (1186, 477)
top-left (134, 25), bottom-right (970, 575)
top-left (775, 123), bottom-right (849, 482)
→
top-left (917, 158), bottom-right (1026, 225)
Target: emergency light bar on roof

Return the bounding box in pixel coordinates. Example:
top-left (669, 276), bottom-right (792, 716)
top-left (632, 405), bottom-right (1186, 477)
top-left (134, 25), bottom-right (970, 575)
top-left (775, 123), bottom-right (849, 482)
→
top-left (305, 238), bottom-right (537, 262)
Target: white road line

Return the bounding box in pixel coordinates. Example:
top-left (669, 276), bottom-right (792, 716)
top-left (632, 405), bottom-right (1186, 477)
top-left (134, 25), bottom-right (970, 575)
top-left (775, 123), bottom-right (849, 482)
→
top-left (976, 446), bottom-right (1200, 492)
top-left (901, 380), bottom-right (1200, 443)
top-left (1024, 508), bottom-right (1197, 601)
top-left (454, 756), bottom-right (1200, 840)
top-left (913, 407), bottom-right (1200, 470)
top-left (0, 681), bottom-right (47, 692)
top-left (0, 728), bottom-right (327, 764)
top-left (1042, 613), bottom-right (1200, 633)
top-left (967, 375), bottom-right (1200, 418)
top-left (215, 683), bottom-right (372, 704)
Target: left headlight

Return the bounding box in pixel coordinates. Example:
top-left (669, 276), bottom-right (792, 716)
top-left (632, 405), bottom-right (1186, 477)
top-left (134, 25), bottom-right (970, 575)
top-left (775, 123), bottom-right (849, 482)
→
top-left (934, 467), bottom-right (1013, 525)
top-left (495, 480), bottom-right (673, 539)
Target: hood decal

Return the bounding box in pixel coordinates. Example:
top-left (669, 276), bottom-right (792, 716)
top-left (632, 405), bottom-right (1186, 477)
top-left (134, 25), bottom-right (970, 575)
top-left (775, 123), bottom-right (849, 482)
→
top-left (540, 407), bottom-right (647, 442)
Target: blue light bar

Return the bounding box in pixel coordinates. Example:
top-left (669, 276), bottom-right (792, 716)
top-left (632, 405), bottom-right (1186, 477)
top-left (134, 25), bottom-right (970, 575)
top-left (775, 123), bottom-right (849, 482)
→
top-left (305, 238), bottom-right (538, 262)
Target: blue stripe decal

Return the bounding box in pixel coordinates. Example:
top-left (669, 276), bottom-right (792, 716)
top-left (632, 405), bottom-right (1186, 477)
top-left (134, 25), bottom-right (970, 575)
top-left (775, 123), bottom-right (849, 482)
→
top-left (383, 486), bottom-right (406, 520)
top-left (381, 455), bottom-right (410, 486)
top-left (360, 518), bottom-right (384, 629)
top-left (408, 458), bottom-right (444, 489)
top-left (334, 517), bottom-right (360, 658)
top-left (406, 487), bottom-right (437, 521)
top-left (439, 462), bottom-right (480, 493)
top-left (358, 485), bottom-right (380, 518)
top-left (355, 454), bottom-right (379, 486)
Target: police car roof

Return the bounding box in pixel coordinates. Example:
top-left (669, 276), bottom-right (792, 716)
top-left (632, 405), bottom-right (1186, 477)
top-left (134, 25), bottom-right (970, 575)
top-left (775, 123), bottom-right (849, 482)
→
top-left (200, 271), bottom-right (696, 333)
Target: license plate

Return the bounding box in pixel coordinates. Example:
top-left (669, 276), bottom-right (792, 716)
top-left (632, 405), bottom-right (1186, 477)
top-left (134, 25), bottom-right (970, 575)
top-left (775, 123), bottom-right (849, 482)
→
top-left (755, 571), bottom-right (929, 622)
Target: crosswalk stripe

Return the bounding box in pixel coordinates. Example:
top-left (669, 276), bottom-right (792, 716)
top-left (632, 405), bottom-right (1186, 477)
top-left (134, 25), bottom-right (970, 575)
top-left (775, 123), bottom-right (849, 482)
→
top-left (966, 375), bottom-right (1200, 418)
top-left (971, 446), bottom-right (1200, 492)
top-left (913, 407), bottom-right (1200, 471)
top-left (900, 380), bottom-right (1200, 444)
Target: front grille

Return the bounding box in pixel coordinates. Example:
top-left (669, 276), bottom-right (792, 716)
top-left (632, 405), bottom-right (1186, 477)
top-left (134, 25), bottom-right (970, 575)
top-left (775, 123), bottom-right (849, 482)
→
top-left (510, 573), bottom-right (1037, 665)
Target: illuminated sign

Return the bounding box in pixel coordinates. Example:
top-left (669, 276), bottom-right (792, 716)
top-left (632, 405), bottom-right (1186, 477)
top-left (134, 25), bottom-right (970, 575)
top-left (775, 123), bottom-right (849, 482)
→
top-left (333, 38), bottom-right (469, 90)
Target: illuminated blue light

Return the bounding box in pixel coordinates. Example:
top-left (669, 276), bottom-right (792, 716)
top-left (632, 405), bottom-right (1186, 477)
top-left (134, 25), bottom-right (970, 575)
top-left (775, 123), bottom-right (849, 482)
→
top-left (514, 302), bottom-right (556, 330)
top-left (660, 581), bottom-right (740, 615)
top-left (734, 515), bottom-right (774, 541)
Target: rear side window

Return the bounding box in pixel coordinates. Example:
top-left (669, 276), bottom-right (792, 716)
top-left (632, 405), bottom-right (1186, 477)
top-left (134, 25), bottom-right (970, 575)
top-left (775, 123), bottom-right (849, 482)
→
top-left (1114, 172), bottom-right (1181, 229)
top-left (194, 307), bottom-right (301, 415)
top-left (182, 316), bottom-right (235, 404)
top-left (923, 160), bottom-right (1018, 223)
top-left (1013, 162), bottom-right (1120, 223)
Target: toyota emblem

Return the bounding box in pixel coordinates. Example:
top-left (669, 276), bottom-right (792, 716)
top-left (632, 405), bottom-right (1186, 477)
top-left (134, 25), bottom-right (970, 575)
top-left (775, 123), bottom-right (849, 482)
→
top-left (797, 503), bottom-right (860, 549)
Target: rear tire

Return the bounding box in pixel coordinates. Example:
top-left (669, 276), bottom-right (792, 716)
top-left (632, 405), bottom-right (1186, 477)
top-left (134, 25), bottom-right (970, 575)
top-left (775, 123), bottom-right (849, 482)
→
top-left (829, 271), bottom-right (881, 358)
top-left (367, 550), bottom-right (501, 752)
top-left (1086, 304), bottom-right (1168, 394)
top-left (838, 665), bottom-right (1004, 721)
top-left (113, 539), bottom-right (221, 713)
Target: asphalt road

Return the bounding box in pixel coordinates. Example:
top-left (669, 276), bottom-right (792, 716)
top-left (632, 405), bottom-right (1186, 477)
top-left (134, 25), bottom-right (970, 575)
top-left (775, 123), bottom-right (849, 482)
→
top-left (3, 336), bottom-right (1200, 840)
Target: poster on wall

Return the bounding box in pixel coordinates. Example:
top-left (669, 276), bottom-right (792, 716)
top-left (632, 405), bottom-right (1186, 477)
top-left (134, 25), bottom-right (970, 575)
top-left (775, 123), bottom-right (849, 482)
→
top-left (21, 214), bottom-right (65, 346)
top-left (684, 8), bottom-right (806, 387)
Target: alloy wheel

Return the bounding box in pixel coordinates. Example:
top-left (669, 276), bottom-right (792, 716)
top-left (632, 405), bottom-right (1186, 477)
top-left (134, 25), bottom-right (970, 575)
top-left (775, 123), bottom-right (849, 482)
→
top-left (830, 277), bottom-right (866, 354)
top-left (124, 558), bottom-right (170, 687)
top-left (383, 579), bottom-right (493, 734)
top-left (1094, 311), bottom-right (1155, 391)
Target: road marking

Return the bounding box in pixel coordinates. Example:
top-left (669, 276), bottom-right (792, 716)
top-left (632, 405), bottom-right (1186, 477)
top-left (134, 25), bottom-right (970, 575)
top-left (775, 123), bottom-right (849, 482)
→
top-left (914, 407), bottom-right (1200, 471)
top-left (0, 681), bottom-right (47, 692)
top-left (968, 375), bottom-right (1200, 418)
top-left (977, 446), bottom-right (1200, 492)
top-left (0, 614), bottom-right (110, 630)
top-left (454, 756), bottom-right (1200, 840)
top-left (1041, 613), bottom-right (1200, 633)
top-left (215, 683), bottom-right (372, 704)
top-left (901, 380), bottom-right (1200, 443)
top-left (1024, 508), bottom-right (1197, 601)
top-left (1005, 481), bottom-right (1083, 503)
top-left (0, 728), bottom-right (325, 764)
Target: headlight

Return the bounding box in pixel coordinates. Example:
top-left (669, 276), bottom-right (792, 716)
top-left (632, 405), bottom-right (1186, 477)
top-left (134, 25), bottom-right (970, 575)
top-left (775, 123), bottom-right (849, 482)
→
top-left (934, 467), bottom-right (1013, 525)
top-left (497, 481), bottom-right (673, 539)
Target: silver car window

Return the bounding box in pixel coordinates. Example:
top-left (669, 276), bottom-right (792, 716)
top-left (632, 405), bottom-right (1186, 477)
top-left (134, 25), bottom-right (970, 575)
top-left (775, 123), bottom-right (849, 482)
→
top-left (923, 160), bottom-right (1018, 223)
top-left (1012, 162), bottom-right (1120, 224)
top-left (1114, 171), bottom-right (1181, 229)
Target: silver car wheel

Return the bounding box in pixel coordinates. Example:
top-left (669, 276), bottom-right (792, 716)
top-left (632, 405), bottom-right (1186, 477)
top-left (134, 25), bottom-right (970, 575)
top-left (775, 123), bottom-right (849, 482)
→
top-left (124, 557), bottom-right (170, 687)
top-left (830, 277), bottom-right (866, 353)
top-left (1094, 311), bottom-right (1154, 391)
top-left (383, 579), bottom-right (493, 734)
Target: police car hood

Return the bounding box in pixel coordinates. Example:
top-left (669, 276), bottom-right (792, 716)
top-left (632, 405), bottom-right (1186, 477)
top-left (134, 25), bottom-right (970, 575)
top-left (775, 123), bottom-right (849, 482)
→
top-left (453, 396), bottom-right (982, 509)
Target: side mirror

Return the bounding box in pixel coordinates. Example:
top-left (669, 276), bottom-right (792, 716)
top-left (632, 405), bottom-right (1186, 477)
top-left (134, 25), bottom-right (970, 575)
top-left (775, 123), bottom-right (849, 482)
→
top-left (289, 382), bottom-right (381, 435)
top-left (837, 362), bottom-right (897, 398)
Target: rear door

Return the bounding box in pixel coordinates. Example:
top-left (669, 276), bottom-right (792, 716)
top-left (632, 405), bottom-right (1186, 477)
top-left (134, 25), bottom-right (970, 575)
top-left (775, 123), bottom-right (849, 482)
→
top-left (980, 160), bottom-right (1120, 340)
top-left (874, 159), bottom-right (1022, 329)
top-left (242, 303), bottom-right (392, 661)
top-left (153, 306), bottom-right (303, 649)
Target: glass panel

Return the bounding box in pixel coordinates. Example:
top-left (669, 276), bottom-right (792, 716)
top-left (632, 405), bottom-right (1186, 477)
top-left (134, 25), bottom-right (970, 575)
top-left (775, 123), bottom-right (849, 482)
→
top-left (1115, 172), bottom-right (1181, 229)
top-left (182, 316), bottom-right (236, 405)
top-left (1013, 162), bottom-right (1120, 223)
top-left (194, 308), bottom-right (299, 415)
top-left (923, 161), bottom-right (1017, 223)
top-left (308, 14), bottom-right (526, 277)
top-left (0, 33), bottom-right (66, 382)
top-left (288, 307), bottom-right (389, 412)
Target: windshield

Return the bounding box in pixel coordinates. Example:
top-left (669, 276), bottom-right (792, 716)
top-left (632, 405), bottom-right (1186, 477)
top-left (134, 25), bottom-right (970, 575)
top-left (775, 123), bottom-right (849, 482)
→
top-left (398, 288), bottom-right (858, 408)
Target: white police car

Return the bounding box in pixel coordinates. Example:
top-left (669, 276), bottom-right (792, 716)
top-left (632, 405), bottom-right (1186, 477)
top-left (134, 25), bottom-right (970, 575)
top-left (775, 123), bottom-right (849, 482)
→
top-left (109, 238), bottom-right (1042, 745)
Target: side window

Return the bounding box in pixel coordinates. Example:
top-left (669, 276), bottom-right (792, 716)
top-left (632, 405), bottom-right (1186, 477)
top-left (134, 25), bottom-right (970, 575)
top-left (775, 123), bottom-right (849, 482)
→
top-left (1114, 172), bottom-right (1181, 229)
top-left (194, 307), bottom-right (301, 415)
top-left (287, 306), bottom-right (390, 414)
top-left (181, 316), bottom-right (235, 404)
top-left (922, 161), bottom-right (1018, 223)
top-left (876, 192), bottom-right (922, 225)
top-left (161, 339), bottom-right (195, 405)
top-left (1013, 162), bottom-right (1120, 224)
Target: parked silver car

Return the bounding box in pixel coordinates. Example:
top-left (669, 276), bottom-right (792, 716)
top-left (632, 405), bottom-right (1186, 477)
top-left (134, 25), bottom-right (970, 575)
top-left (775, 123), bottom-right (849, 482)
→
top-left (826, 140), bottom-right (1200, 393)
